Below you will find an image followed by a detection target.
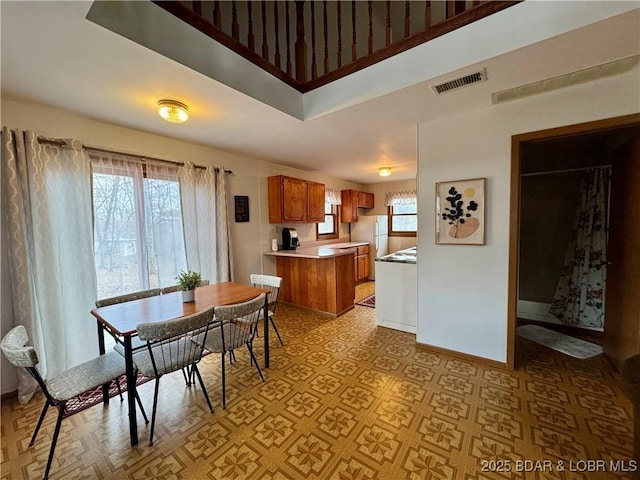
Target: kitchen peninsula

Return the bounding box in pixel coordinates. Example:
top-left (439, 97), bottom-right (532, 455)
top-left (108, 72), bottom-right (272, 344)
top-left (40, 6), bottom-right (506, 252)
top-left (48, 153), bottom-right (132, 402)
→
top-left (265, 242), bottom-right (368, 316)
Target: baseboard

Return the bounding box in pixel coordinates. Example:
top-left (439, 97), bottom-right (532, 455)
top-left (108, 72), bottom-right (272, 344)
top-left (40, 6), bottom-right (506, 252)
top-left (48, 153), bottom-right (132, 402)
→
top-left (416, 341), bottom-right (509, 370)
top-left (1, 390), bottom-right (18, 402)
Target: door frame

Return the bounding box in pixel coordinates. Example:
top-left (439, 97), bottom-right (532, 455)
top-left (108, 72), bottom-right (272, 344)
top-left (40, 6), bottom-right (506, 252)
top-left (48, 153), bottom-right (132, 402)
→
top-left (506, 113), bottom-right (640, 370)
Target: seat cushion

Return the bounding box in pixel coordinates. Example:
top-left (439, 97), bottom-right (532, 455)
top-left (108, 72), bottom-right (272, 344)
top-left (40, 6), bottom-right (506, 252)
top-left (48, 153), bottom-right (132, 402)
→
top-left (47, 352), bottom-right (126, 402)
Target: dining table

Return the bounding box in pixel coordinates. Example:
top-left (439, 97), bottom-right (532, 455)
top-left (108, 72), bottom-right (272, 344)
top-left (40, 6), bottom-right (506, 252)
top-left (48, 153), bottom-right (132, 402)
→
top-left (91, 282), bottom-right (270, 446)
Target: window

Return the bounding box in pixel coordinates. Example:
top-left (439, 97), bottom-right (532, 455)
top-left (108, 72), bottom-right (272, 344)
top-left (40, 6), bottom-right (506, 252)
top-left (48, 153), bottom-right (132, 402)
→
top-left (317, 203), bottom-right (339, 239)
top-left (91, 154), bottom-right (187, 299)
top-left (386, 191), bottom-right (417, 236)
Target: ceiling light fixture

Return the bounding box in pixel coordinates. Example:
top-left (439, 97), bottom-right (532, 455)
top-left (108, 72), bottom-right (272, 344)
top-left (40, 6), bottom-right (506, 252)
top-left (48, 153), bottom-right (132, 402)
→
top-left (157, 99), bottom-right (189, 123)
top-left (378, 167), bottom-right (392, 177)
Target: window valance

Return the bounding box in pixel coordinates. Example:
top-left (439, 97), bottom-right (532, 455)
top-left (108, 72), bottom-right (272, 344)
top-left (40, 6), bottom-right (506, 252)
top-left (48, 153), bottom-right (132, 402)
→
top-left (385, 190), bottom-right (417, 206)
top-left (325, 188), bottom-right (342, 205)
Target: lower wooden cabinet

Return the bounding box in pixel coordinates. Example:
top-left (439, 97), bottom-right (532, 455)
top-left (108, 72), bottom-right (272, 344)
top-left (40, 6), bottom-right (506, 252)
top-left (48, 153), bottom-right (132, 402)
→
top-left (354, 244), bottom-right (370, 283)
top-left (276, 254), bottom-right (355, 316)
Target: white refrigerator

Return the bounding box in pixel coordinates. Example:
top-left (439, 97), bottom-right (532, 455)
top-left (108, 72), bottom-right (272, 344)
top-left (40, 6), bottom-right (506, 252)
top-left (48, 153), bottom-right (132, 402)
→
top-left (350, 215), bottom-right (389, 280)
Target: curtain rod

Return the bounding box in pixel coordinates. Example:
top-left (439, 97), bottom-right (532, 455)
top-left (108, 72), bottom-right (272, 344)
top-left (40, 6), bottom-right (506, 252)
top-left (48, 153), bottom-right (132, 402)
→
top-left (521, 165), bottom-right (611, 177)
top-left (36, 136), bottom-right (232, 174)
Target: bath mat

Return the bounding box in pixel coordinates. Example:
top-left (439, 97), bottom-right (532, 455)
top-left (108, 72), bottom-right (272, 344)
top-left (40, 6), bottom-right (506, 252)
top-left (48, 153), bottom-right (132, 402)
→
top-left (356, 294), bottom-right (375, 308)
top-left (517, 324), bottom-right (603, 359)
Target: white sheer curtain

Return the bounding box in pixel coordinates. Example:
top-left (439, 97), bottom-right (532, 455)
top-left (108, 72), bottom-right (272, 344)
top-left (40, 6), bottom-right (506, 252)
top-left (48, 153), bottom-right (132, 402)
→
top-left (89, 151), bottom-right (187, 296)
top-left (1, 128), bottom-right (97, 402)
top-left (178, 162), bottom-right (233, 282)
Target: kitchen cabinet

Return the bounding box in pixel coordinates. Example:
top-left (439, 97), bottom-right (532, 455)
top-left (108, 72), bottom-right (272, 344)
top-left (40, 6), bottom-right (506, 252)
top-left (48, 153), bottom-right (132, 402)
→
top-left (275, 254), bottom-right (354, 316)
top-left (358, 191), bottom-right (375, 209)
top-left (340, 189), bottom-right (374, 222)
top-left (354, 244), bottom-right (370, 283)
top-left (268, 175), bottom-right (325, 223)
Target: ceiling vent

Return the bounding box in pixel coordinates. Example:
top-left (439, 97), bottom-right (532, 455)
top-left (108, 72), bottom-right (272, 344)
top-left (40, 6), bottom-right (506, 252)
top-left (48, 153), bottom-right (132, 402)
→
top-left (431, 69), bottom-right (487, 95)
top-left (491, 55), bottom-right (639, 104)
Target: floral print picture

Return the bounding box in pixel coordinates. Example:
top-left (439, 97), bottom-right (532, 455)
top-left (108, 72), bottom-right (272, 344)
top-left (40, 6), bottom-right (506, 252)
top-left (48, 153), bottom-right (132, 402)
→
top-left (436, 177), bottom-right (485, 245)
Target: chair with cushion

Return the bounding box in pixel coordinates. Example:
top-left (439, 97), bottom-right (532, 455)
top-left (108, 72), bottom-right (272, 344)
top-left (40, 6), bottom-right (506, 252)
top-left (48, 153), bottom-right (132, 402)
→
top-left (0, 325), bottom-right (139, 480)
top-left (96, 289), bottom-right (162, 363)
top-left (199, 294), bottom-right (266, 409)
top-left (94, 288), bottom-right (162, 308)
top-left (134, 306), bottom-right (215, 445)
top-left (250, 274), bottom-right (284, 346)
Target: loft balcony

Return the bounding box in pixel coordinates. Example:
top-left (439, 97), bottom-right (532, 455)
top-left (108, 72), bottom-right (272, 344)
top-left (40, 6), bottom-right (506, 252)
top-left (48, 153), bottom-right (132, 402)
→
top-left (153, 1), bottom-right (520, 93)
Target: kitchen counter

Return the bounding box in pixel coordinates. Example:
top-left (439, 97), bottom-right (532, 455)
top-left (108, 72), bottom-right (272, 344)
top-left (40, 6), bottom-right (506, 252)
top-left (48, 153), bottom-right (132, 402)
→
top-left (265, 242), bottom-right (369, 259)
top-left (376, 246), bottom-right (417, 264)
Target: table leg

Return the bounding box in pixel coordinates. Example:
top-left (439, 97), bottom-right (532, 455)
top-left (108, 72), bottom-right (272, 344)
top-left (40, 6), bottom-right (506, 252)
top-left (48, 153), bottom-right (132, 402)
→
top-left (124, 336), bottom-right (139, 446)
top-left (96, 320), bottom-right (109, 403)
top-left (263, 295), bottom-right (270, 368)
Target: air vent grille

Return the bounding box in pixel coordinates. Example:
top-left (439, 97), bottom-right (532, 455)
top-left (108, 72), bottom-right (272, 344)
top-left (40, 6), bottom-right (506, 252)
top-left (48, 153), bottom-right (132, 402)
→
top-left (491, 55), bottom-right (639, 104)
top-left (431, 69), bottom-right (487, 95)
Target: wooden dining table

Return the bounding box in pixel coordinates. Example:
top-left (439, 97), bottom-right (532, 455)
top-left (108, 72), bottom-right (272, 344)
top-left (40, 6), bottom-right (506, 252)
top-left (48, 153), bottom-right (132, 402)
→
top-left (91, 282), bottom-right (270, 446)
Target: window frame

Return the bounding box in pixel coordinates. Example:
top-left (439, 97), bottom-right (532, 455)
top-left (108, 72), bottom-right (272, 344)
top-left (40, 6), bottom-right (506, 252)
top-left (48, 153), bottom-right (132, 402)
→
top-left (388, 204), bottom-right (417, 237)
top-left (316, 203), bottom-right (339, 240)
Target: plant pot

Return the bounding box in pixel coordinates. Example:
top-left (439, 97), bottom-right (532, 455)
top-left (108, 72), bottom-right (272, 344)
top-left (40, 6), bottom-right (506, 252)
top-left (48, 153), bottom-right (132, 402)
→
top-left (182, 290), bottom-right (195, 302)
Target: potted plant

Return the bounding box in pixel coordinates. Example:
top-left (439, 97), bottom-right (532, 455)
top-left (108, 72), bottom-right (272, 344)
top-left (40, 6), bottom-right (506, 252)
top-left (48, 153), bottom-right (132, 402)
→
top-left (175, 270), bottom-right (202, 302)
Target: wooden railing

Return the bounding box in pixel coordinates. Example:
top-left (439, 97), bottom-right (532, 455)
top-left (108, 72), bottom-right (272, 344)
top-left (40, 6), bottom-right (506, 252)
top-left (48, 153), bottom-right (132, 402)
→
top-left (154, 1), bottom-right (520, 93)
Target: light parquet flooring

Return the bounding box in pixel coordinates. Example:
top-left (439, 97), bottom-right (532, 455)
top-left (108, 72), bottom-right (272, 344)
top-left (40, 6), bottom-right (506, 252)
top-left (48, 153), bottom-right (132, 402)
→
top-left (1, 282), bottom-right (635, 479)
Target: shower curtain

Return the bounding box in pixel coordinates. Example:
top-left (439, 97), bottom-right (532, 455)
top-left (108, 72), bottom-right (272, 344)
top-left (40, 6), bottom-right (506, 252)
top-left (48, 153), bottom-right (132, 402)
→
top-left (549, 167), bottom-right (608, 329)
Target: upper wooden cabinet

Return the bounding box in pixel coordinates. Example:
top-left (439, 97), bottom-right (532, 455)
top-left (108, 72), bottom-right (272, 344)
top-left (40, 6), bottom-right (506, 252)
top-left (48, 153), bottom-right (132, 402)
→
top-left (341, 189), bottom-right (375, 222)
top-left (268, 175), bottom-right (325, 223)
top-left (358, 191), bottom-right (375, 209)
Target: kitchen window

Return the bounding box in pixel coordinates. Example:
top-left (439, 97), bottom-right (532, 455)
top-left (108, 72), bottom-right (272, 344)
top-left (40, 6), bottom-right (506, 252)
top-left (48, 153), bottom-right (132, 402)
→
top-left (90, 151), bottom-right (187, 299)
top-left (386, 190), bottom-right (417, 236)
top-left (317, 203), bottom-right (339, 239)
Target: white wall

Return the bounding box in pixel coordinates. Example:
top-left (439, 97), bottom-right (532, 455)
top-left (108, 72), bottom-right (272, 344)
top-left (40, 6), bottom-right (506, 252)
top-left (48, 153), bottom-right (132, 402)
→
top-left (417, 68), bottom-right (639, 363)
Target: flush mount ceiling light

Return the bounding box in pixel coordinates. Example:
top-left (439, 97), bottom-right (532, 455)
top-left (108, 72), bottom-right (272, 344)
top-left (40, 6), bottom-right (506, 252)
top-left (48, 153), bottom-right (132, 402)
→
top-left (157, 99), bottom-right (189, 123)
top-left (378, 167), bottom-right (392, 177)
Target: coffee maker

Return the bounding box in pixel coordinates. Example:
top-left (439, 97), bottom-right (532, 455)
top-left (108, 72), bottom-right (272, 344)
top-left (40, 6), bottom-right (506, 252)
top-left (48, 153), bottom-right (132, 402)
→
top-left (282, 227), bottom-right (300, 250)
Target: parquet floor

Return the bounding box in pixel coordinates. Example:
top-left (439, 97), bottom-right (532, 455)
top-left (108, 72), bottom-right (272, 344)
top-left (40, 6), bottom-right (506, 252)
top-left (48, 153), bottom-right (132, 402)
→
top-left (1, 282), bottom-right (635, 479)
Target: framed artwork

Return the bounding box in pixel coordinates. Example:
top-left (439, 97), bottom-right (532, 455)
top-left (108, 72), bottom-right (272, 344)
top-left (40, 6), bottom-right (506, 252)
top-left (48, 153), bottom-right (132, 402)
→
top-left (436, 177), bottom-right (485, 245)
top-left (234, 195), bottom-right (249, 222)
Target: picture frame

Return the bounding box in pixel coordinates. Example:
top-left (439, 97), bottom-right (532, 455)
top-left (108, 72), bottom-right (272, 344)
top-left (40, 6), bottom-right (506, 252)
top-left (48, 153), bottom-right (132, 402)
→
top-left (435, 177), bottom-right (486, 245)
top-left (234, 195), bottom-right (249, 222)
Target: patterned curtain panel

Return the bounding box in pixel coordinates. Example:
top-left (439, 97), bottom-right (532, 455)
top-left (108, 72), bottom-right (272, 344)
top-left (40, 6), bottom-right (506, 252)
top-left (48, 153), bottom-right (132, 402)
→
top-left (385, 190), bottom-right (417, 206)
top-left (214, 167), bottom-right (234, 282)
top-left (1, 128), bottom-right (98, 402)
top-left (549, 167), bottom-right (608, 329)
top-left (178, 162), bottom-right (233, 282)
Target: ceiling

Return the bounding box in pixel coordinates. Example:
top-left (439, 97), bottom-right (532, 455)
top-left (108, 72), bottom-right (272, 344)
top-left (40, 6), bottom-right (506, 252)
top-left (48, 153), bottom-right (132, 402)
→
top-left (1, 2), bottom-right (638, 184)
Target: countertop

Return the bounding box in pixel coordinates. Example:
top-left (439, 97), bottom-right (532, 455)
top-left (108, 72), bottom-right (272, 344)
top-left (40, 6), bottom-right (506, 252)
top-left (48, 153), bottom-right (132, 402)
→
top-left (265, 242), bottom-right (369, 259)
top-left (376, 246), bottom-right (417, 264)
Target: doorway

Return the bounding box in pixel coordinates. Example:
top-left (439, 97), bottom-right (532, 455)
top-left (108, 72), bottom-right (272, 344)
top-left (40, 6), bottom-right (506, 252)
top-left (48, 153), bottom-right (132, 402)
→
top-left (507, 114), bottom-right (640, 370)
